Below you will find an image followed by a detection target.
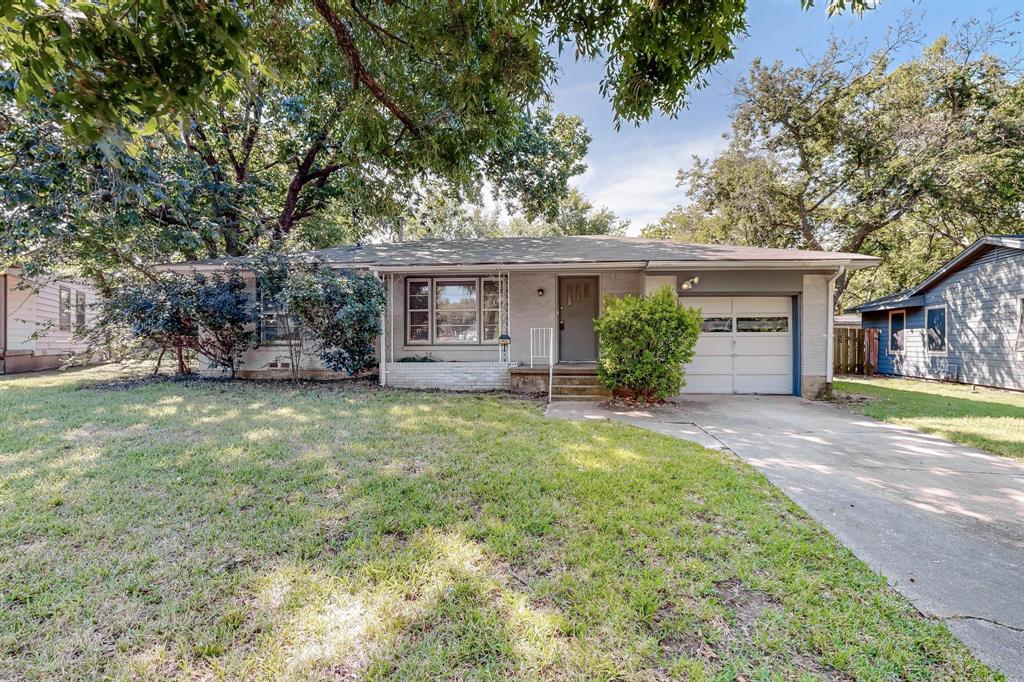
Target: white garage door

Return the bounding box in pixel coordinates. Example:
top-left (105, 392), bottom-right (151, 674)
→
top-left (681, 296), bottom-right (793, 395)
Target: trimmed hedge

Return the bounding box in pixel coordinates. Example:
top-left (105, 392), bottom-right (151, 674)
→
top-left (593, 286), bottom-right (701, 401)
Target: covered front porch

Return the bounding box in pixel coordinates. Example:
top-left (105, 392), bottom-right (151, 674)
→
top-left (374, 267), bottom-right (645, 392)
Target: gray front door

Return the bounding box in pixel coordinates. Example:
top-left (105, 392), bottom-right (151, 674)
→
top-left (558, 276), bottom-right (599, 361)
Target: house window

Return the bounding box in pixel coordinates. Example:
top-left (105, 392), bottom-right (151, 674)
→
top-left (889, 310), bottom-right (906, 353)
top-left (75, 292), bottom-right (86, 331)
top-left (736, 316), bottom-right (789, 333)
top-left (434, 279), bottom-right (478, 343)
top-left (926, 305), bottom-right (947, 354)
top-left (404, 276), bottom-right (503, 345)
top-left (407, 279), bottom-right (431, 343)
top-left (482, 279), bottom-right (501, 342)
top-left (59, 287), bottom-right (72, 331)
top-left (258, 288), bottom-right (299, 344)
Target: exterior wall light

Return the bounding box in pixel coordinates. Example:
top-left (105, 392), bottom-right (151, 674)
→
top-left (679, 276), bottom-right (700, 291)
top-left (498, 334), bottom-right (512, 346)
top-left (537, 288), bottom-right (545, 297)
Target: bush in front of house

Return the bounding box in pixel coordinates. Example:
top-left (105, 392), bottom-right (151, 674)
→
top-left (99, 271), bottom-right (258, 375)
top-left (593, 286), bottom-right (701, 402)
top-left (282, 263), bottom-right (386, 375)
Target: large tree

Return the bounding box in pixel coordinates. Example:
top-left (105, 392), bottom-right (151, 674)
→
top-left (1, 1), bottom-right (869, 142)
top-left (645, 17), bottom-right (1024, 306)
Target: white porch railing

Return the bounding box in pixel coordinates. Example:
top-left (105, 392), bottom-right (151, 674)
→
top-left (530, 327), bottom-right (554, 402)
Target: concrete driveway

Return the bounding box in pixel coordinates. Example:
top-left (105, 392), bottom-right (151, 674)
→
top-left (547, 395), bottom-right (1024, 679)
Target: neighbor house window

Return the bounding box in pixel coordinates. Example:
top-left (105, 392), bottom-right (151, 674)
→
top-left (889, 310), bottom-right (906, 352)
top-left (736, 316), bottom-right (789, 333)
top-left (926, 305), bottom-right (947, 355)
top-left (405, 276), bottom-right (502, 345)
top-left (59, 287), bottom-right (72, 331)
top-left (258, 288), bottom-right (299, 344)
top-left (1017, 297), bottom-right (1024, 355)
top-left (75, 292), bottom-right (86, 331)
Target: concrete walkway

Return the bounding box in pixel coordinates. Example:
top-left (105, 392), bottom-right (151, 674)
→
top-left (547, 395), bottom-right (1024, 679)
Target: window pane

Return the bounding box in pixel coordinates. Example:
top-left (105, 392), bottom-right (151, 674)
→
top-left (410, 310), bottom-right (429, 326)
top-left (409, 325), bottom-right (429, 341)
top-left (482, 280), bottom-right (500, 308)
top-left (701, 317), bottom-right (733, 333)
top-left (737, 316), bottom-right (788, 333)
top-left (483, 325), bottom-right (499, 341)
top-left (435, 281), bottom-right (477, 310)
top-left (890, 313), bottom-right (905, 351)
top-left (435, 325), bottom-right (478, 342)
top-left (408, 281), bottom-right (429, 310)
top-left (927, 308), bottom-right (946, 352)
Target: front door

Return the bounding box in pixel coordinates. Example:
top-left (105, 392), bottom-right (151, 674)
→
top-left (558, 276), bottom-right (599, 361)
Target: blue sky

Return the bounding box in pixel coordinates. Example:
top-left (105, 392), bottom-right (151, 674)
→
top-left (550, 0), bottom-right (1022, 233)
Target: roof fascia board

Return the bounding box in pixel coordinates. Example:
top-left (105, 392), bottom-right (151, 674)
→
top-left (647, 259), bottom-right (878, 271)
top-left (853, 295), bottom-right (926, 313)
top-left (370, 261), bottom-right (649, 273)
top-left (907, 236), bottom-right (1024, 296)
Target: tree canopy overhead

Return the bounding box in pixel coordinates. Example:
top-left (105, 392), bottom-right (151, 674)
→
top-left (644, 16), bottom-right (1024, 307)
top-left (1, 0), bottom-right (870, 142)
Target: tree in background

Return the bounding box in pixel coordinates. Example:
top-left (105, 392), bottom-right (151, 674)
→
top-left (644, 16), bottom-right (1024, 308)
top-left (398, 188), bottom-right (629, 241)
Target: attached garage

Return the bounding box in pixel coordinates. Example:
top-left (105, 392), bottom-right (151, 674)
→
top-left (680, 296), bottom-right (795, 395)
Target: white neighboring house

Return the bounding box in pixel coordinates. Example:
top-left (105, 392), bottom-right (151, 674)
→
top-left (1, 267), bottom-right (102, 374)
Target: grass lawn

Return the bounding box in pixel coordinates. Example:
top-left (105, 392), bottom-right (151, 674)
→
top-left (0, 367), bottom-right (998, 681)
top-left (833, 376), bottom-right (1024, 461)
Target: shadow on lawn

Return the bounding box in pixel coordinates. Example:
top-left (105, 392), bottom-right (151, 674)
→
top-left (836, 381), bottom-right (1024, 459)
top-left (0, 375), bottom-right (993, 680)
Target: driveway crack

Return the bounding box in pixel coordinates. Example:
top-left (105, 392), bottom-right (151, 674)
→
top-left (944, 614), bottom-right (1024, 633)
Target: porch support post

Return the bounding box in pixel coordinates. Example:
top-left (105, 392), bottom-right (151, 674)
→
top-left (378, 271), bottom-right (387, 386)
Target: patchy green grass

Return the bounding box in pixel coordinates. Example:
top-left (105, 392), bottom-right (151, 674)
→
top-left (834, 376), bottom-right (1024, 461)
top-left (0, 367), bottom-right (997, 681)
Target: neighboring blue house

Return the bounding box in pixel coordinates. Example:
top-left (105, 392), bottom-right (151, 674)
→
top-left (851, 235), bottom-right (1024, 391)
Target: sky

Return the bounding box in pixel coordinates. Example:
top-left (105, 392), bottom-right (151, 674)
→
top-left (549, 0), bottom-right (1023, 234)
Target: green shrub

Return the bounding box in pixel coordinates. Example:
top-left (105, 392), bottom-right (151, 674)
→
top-left (593, 286), bottom-right (701, 401)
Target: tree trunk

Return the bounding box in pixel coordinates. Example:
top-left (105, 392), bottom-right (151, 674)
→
top-left (176, 346), bottom-right (187, 375)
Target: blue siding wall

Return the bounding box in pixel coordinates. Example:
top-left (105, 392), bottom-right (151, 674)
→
top-left (861, 246), bottom-right (1024, 390)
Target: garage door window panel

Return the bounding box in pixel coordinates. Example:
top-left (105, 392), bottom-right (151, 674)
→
top-left (701, 317), bottom-right (733, 333)
top-left (736, 316), bottom-right (789, 333)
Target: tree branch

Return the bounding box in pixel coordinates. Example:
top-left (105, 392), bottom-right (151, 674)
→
top-left (311, 0), bottom-right (420, 135)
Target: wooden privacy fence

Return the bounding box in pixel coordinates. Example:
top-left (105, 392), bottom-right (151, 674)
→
top-left (834, 328), bottom-right (879, 376)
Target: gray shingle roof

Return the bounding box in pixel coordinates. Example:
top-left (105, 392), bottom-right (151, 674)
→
top-left (166, 236), bottom-right (879, 270)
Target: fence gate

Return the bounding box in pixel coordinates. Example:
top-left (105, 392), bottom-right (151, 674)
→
top-left (833, 328), bottom-right (879, 376)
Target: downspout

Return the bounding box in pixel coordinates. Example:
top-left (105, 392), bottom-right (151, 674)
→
top-left (825, 266), bottom-right (846, 390)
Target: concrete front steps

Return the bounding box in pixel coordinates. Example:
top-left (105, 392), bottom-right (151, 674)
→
top-left (550, 372), bottom-right (612, 401)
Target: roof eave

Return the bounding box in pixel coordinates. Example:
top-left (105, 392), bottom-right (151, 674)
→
top-left (850, 295), bottom-right (926, 313)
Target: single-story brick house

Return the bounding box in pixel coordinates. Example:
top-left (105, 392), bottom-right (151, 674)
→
top-left (1, 267), bottom-right (101, 374)
top-left (851, 235), bottom-right (1024, 390)
top-left (168, 236), bottom-right (878, 398)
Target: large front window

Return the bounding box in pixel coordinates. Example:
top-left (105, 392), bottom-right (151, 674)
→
top-left (434, 280), bottom-right (478, 343)
top-left (406, 277), bottom-right (501, 344)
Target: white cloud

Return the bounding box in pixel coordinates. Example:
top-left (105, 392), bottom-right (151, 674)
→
top-left (574, 134), bottom-right (726, 234)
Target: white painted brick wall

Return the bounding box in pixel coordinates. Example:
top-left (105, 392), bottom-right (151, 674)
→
top-left (801, 274), bottom-right (830, 381)
top-left (385, 362), bottom-right (510, 390)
